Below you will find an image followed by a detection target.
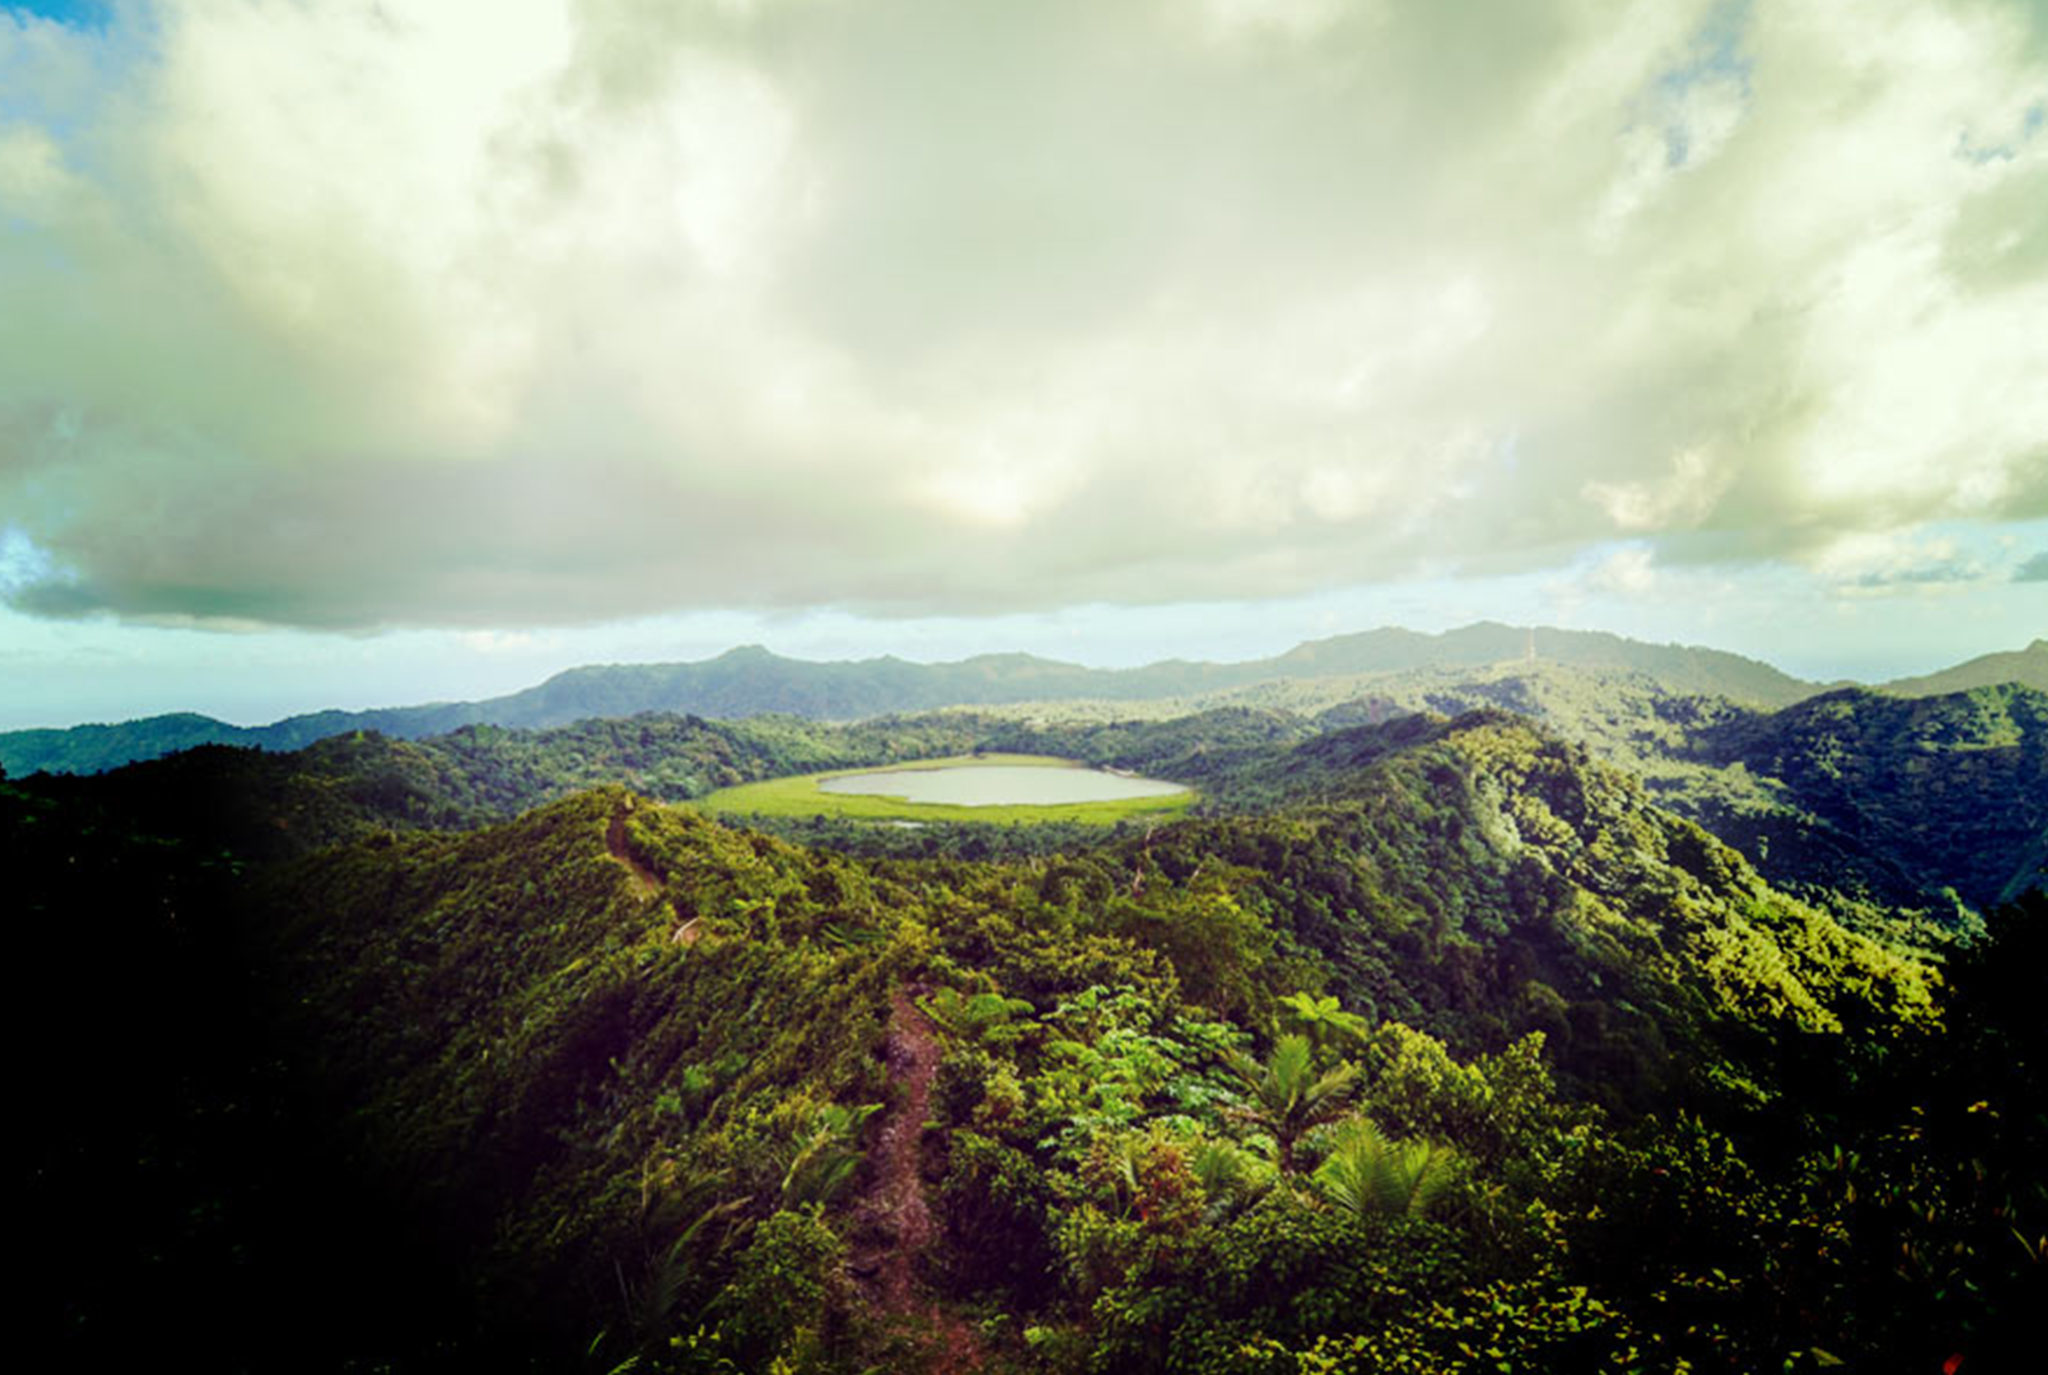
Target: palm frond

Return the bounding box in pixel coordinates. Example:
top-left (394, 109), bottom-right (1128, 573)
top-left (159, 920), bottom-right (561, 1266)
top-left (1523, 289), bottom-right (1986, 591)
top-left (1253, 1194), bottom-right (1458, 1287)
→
top-left (1312, 1116), bottom-right (1459, 1220)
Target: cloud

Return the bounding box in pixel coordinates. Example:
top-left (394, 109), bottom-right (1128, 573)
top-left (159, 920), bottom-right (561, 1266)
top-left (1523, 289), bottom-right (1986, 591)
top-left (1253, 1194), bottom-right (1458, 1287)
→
top-left (1583, 446), bottom-right (1732, 532)
top-left (1809, 531), bottom-right (1989, 591)
top-left (2, 0), bottom-right (2045, 629)
top-left (2015, 551), bottom-right (2048, 581)
top-left (1586, 544), bottom-right (1660, 596)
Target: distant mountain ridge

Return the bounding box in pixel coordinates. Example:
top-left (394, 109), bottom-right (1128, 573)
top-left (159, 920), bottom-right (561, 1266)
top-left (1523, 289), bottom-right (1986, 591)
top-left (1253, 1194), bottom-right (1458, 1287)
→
top-left (8, 624), bottom-right (2032, 780)
top-left (1879, 639), bottom-right (2048, 697)
top-left (6, 623), bottom-right (1825, 775)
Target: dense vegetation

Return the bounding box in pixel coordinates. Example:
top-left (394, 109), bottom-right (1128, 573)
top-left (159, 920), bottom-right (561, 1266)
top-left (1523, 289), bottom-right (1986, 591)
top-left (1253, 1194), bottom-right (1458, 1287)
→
top-left (22, 670), bottom-right (2036, 925)
top-left (13, 698), bottom-right (2042, 1372)
top-left (1678, 684), bottom-right (2048, 912)
top-left (1274, 673), bottom-right (2046, 931)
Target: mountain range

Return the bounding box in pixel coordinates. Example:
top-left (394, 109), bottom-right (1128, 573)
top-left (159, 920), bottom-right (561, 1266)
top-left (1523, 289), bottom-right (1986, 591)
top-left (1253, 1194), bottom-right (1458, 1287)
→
top-left (10, 622), bottom-right (2042, 777)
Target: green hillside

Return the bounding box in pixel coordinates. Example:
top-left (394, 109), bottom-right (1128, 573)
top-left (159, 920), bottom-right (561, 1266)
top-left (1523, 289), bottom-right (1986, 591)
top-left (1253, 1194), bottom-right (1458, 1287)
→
top-left (1263, 673), bottom-right (2046, 925)
top-left (1681, 684), bottom-right (2048, 914)
top-left (36, 678), bottom-right (2033, 930)
top-left (1880, 639), bottom-right (2048, 697)
top-left (15, 711), bottom-right (2041, 1372)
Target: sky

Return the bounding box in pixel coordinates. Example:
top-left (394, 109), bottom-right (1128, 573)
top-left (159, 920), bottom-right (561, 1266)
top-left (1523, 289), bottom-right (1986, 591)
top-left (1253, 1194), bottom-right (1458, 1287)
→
top-left (1, 0), bottom-right (2043, 730)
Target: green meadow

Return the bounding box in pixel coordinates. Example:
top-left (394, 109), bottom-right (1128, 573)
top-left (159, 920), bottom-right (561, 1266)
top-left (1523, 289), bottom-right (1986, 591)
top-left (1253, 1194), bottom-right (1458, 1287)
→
top-left (693, 752), bottom-right (1195, 825)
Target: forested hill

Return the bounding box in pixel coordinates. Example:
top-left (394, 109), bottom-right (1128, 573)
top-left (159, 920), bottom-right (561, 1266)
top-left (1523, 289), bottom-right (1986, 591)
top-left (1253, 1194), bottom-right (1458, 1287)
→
top-left (1281, 672), bottom-right (2048, 922)
top-left (1879, 637), bottom-right (2048, 697)
top-left (31, 678), bottom-right (2037, 934)
top-left (17, 706), bottom-right (2040, 1372)
top-left (1680, 683), bottom-right (2048, 912)
top-left (2, 622), bottom-right (1819, 775)
top-left (1268, 622), bottom-right (1820, 703)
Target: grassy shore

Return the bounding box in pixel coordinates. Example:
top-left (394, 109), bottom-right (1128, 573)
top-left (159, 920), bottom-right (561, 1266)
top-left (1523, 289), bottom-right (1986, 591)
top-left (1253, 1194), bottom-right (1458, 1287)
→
top-left (693, 753), bottom-right (1195, 825)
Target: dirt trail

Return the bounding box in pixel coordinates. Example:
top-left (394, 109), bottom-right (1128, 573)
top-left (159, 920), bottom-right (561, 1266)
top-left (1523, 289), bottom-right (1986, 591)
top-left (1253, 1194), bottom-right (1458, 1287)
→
top-left (850, 986), bottom-right (984, 1372)
top-left (605, 805), bottom-right (706, 944)
top-left (605, 809), bottom-right (664, 897)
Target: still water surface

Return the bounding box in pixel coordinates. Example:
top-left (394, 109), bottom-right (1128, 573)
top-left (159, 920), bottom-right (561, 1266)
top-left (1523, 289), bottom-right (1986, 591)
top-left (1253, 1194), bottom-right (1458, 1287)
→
top-left (817, 763), bottom-right (1185, 807)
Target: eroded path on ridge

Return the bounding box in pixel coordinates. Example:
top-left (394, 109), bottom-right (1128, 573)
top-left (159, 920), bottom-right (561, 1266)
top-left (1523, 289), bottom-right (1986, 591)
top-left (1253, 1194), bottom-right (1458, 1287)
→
top-left (605, 808), bottom-right (663, 897)
top-left (856, 986), bottom-right (938, 1304)
top-left (851, 986), bottom-right (983, 1372)
top-left (605, 803), bottom-right (709, 945)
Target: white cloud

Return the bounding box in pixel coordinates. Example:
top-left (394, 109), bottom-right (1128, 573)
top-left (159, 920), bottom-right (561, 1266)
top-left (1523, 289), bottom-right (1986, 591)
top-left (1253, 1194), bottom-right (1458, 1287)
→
top-left (0, 123), bottom-right (80, 215)
top-left (1809, 530), bottom-right (1987, 590)
top-left (1584, 446), bottom-right (1733, 532)
top-left (1588, 544), bottom-right (1659, 595)
top-left (0, 0), bottom-right (2043, 630)
top-left (1199, 0), bottom-right (1357, 44)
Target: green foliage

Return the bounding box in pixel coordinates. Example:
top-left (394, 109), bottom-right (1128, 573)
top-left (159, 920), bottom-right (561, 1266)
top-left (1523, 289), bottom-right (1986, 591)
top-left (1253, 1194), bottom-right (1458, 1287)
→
top-left (712, 1207), bottom-right (848, 1370)
top-left (1682, 684), bottom-right (2047, 913)
top-left (1189, 1138), bottom-right (1277, 1222)
top-left (19, 684), bottom-right (2030, 1372)
top-left (1024, 987), bottom-right (1248, 1160)
top-left (917, 986), bottom-right (1036, 1048)
top-left (935, 1130), bottom-right (1057, 1295)
top-left (624, 1159), bottom-right (750, 1345)
top-left (1311, 1117), bottom-right (1458, 1221)
top-left (1361, 1024), bottom-right (1573, 1167)
top-left (1276, 991), bottom-right (1371, 1053)
top-left (1226, 1035), bottom-right (1361, 1172)
top-left (1233, 1276), bottom-right (1663, 1374)
top-left (777, 1100), bottom-right (881, 1210)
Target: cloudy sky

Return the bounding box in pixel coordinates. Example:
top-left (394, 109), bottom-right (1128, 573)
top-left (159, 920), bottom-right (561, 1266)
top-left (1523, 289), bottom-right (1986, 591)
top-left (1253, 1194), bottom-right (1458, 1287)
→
top-left (2, 0), bottom-right (2043, 728)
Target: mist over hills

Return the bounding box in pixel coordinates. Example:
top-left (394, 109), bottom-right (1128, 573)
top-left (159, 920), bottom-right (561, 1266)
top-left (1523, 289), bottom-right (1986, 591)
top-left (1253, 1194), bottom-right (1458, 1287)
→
top-left (2, 622), bottom-right (1844, 777)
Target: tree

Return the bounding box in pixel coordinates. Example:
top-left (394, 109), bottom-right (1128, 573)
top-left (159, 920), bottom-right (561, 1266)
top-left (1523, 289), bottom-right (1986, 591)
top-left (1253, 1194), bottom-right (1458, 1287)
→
top-left (1311, 1116), bottom-right (1456, 1220)
top-left (1276, 991), bottom-right (1372, 1054)
top-left (1228, 1034), bottom-right (1359, 1172)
